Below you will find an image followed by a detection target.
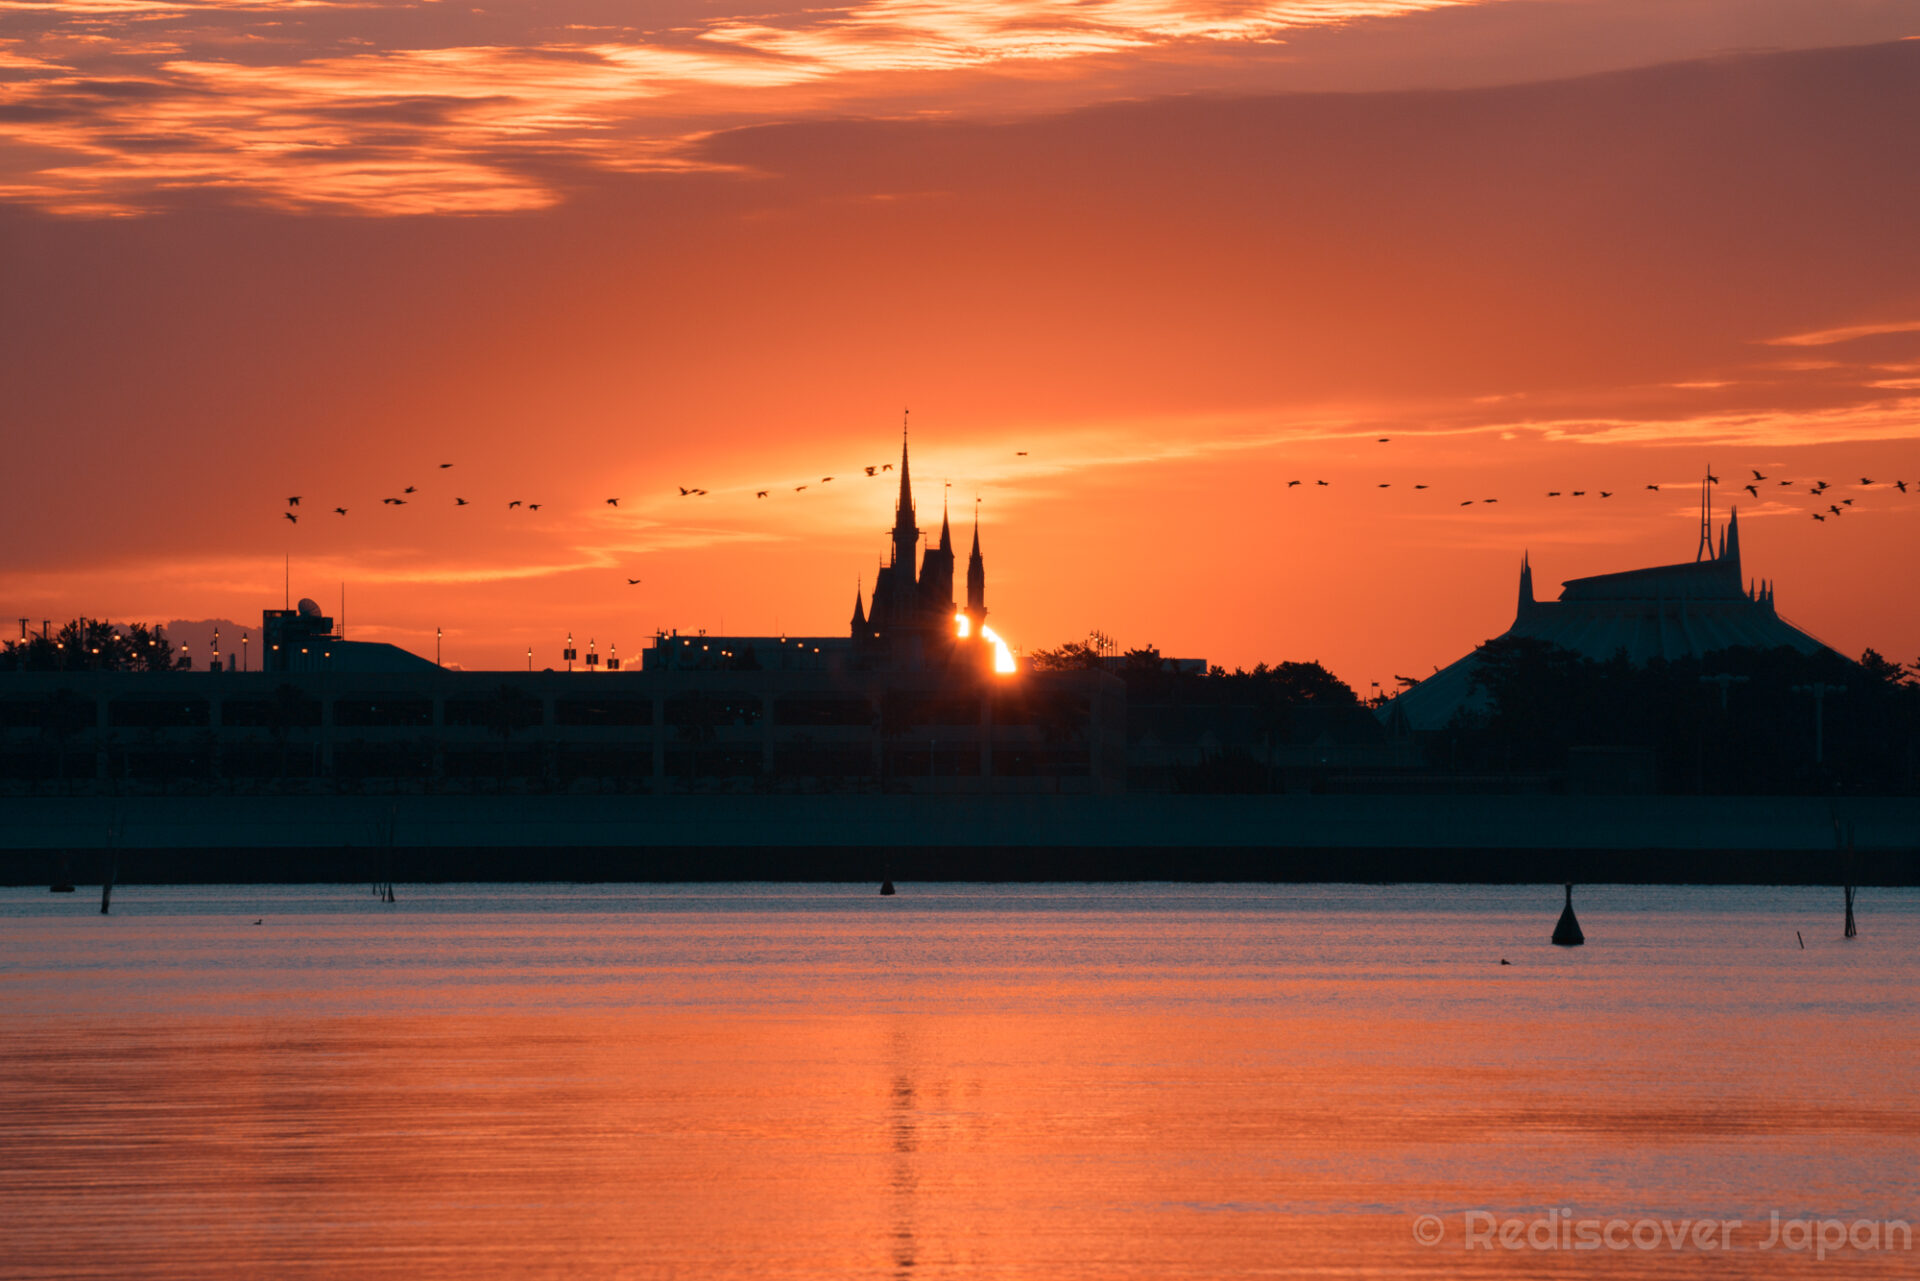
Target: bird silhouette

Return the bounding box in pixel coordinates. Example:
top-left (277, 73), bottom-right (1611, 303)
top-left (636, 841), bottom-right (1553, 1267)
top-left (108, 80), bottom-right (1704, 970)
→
top-left (1707, 472), bottom-right (1719, 484)
top-left (1860, 478), bottom-right (1874, 485)
top-left (508, 500), bottom-right (522, 508)
top-left (795, 484), bottom-right (808, 491)
top-left (1829, 504), bottom-right (1842, 515)
top-left (1898, 481), bottom-right (1910, 493)
top-left (284, 512), bottom-right (297, 524)
top-left (1483, 498), bottom-right (1498, 503)
top-left (821, 476), bottom-right (833, 483)
top-left (528, 503), bottom-right (542, 511)
top-left (1813, 512), bottom-right (1826, 521)
top-left (1287, 480), bottom-right (1301, 487)
top-left (692, 488), bottom-right (706, 495)
top-left (1572, 490), bottom-right (1586, 496)
top-left (1459, 500), bottom-right (1473, 506)
top-left (287, 496), bottom-right (301, 507)
top-left (756, 490), bottom-right (769, 498)
top-left (678, 486), bottom-right (692, 496)
top-left (1377, 437), bottom-right (1390, 443)
top-left (333, 507), bottom-right (347, 516)
top-left (1016, 451), bottom-right (1028, 456)
top-left (1779, 480), bottom-right (1793, 486)
top-left (882, 463), bottom-right (894, 472)
top-left (382, 497), bottom-right (403, 505)
top-left (1547, 491), bottom-right (1561, 497)
top-left (252, 918), bottom-right (262, 925)
top-left (1316, 480), bottom-right (1329, 486)
top-left (1743, 484), bottom-right (1758, 496)
top-left (403, 485), bottom-right (416, 494)
top-left (1752, 469), bottom-right (1766, 480)
top-left (455, 497), bottom-right (468, 506)
top-left (1378, 483), bottom-right (1390, 488)
top-left (439, 463), bottom-right (452, 469)
top-left (1842, 498), bottom-right (1854, 506)
top-left (606, 498), bottom-right (619, 506)
top-left (626, 578), bottom-right (641, 585)
top-left (1646, 484), bottom-right (1660, 491)
top-left (864, 466), bottom-right (877, 476)
top-left (1600, 491), bottom-right (1613, 498)
top-left (1815, 480), bottom-right (1830, 491)
top-left (1413, 484), bottom-right (1428, 489)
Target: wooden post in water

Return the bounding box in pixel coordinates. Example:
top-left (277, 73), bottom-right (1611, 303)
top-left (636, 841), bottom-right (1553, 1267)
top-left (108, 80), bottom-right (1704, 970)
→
top-left (99, 813), bottom-right (119, 915)
top-left (1551, 883), bottom-right (1584, 946)
top-left (1844, 885), bottom-right (1857, 939)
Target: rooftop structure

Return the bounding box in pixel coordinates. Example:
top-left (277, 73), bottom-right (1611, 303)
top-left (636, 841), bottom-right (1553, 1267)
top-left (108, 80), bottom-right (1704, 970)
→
top-left (1383, 479), bottom-right (1833, 732)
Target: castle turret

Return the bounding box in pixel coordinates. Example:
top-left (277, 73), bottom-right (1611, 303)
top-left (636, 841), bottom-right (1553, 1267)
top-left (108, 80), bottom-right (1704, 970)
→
top-left (850, 582), bottom-right (867, 636)
top-left (891, 421), bottom-right (917, 579)
top-left (1516, 551), bottom-right (1535, 623)
top-left (966, 508), bottom-right (987, 626)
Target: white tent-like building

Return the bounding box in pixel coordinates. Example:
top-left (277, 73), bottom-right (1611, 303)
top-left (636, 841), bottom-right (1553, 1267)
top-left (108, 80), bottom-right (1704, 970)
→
top-left (1381, 499), bottom-right (1833, 733)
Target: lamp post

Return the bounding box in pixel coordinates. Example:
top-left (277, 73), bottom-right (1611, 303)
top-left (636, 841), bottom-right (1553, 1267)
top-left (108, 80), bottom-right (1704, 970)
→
top-left (1699, 672), bottom-right (1749, 710)
top-left (564, 632), bottom-right (576, 673)
top-left (436, 627), bottom-right (443, 668)
top-left (241, 634), bottom-right (249, 672)
top-left (1791, 682), bottom-right (1846, 765)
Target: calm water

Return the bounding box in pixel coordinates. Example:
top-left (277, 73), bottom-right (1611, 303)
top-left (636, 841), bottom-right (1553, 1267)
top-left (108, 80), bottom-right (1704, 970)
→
top-left (3, 884), bottom-right (1917, 1279)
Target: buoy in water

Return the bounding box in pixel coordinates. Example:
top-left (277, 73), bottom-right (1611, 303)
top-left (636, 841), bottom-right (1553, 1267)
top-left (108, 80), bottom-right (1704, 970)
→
top-left (879, 880), bottom-right (896, 896)
top-left (1552, 883), bottom-right (1584, 946)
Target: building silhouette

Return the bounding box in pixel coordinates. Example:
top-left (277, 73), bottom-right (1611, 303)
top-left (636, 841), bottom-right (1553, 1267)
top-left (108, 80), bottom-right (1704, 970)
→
top-left (1383, 479), bottom-right (1832, 732)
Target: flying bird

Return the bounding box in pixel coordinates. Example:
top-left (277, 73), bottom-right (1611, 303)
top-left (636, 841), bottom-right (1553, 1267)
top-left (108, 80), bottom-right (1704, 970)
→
top-left (1743, 484), bottom-right (1758, 497)
top-left (1377, 437), bottom-right (1390, 443)
top-left (756, 490), bottom-right (769, 498)
top-left (1898, 481), bottom-right (1910, 493)
top-left (1459, 500), bottom-right (1473, 506)
top-left (1813, 512), bottom-right (1826, 521)
top-left (1414, 484), bottom-right (1428, 489)
top-left (439, 463), bottom-right (452, 469)
top-left (1707, 472), bottom-right (1719, 484)
top-left (1829, 505), bottom-right (1843, 515)
top-left (1572, 490), bottom-right (1586, 496)
top-left (1378, 483), bottom-right (1390, 488)
top-left (1287, 480), bottom-right (1301, 487)
top-left (1483, 498), bottom-right (1498, 503)
top-left (1752, 469), bottom-right (1766, 481)
top-left (333, 507), bottom-right (347, 516)
top-left (528, 504), bottom-right (542, 511)
top-left (795, 484), bottom-right (808, 491)
top-left (403, 486), bottom-right (416, 494)
top-left (864, 467), bottom-right (877, 476)
top-left (1779, 480), bottom-right (1793, 486)
top-left (1814, 480), bottom-right (1830, 491)
top-left (1600, 491), bottom-right (1613, 498)
top-left (1016, 451), bottom-right (1028, 456)
top-left (382, 497), bottom-right (404, 505)
top-left (1860, 478), bottom-right (1874, 485)
top-left (455, 497), bottom-right (468, 506)
top-left (508, 500), bottom-right (522, 509)
top-left (678, 487), bottom-right (693, 496)
top-left (1547, 491), bottom-right (1561, 497)
top-left (1842, 498), bottom-right (1854, 506)
top-left (606, 498), bottom-right (619, 506)
top-left (1646, 484), bottom-right (1659, 491)
top-left (1316, 480), bottom-right (1329, 486)
top-left (284, 512), bottom-right (297, 524)
top-left (626, 578), bottom-right (641, 585)
top-left (821, 477), bottom-right (833, 483)
top-left (287, 496), bottom-right (301, 507)
top-left (882, 464), bottom-right (893, 472)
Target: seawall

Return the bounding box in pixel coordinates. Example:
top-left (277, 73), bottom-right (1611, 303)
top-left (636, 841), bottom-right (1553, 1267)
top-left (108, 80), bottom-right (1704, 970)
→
top-left (4, 794), bottom-right (1916, 884)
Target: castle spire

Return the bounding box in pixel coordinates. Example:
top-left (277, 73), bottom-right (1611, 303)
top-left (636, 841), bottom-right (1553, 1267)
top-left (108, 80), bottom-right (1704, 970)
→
top-left (965, 498), bottom-right (986, 623)
top-left (939, 488), bottom-right (952, 553)
top-left (851, 579), bottom-right (866, 632)
top-left (1517, 550), bottom-right (1535, 621)
top-left (1723, 505), bottom-right (1741, 574)
top-left (891, 410), bottom-right (917, 578)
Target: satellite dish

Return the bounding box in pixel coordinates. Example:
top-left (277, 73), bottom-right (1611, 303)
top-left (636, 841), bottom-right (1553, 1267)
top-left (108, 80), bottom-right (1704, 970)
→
top-left (297, 598), bottom-right (323, 618)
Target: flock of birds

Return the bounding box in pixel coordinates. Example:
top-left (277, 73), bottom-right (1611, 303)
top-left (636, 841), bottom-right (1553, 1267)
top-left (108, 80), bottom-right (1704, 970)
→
top-left (1276, 443), bottom-right (1913, 522)
top-left (274, 452), bottom-right (1008, 586)
top-left (276, 441), bottom-right (1912, 592)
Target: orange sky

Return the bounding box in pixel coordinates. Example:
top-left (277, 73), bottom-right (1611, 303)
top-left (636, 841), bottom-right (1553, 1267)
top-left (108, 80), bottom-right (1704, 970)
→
top-left (2, 1), bottom-right (1917, 687)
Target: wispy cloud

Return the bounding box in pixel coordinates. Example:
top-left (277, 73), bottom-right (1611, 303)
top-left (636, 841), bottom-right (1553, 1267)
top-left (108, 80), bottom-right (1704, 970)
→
top-left (1764, 319), bottom-right (1920, 347)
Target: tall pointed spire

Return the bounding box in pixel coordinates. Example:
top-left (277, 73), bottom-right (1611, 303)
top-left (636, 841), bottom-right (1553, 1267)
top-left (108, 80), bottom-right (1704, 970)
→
top-left (1724, 505), bottom-right (1741, 571)
top-left (939, 488), bottom-right (952, 553)
top-left (966, 498), bottom-right (986, 623)
top-left (1696, 464), bottom-right (1715, 562)
top-left (1517, 551), bottom-right (1535, 621)
top-left (850, 579), bottom-right (866, 632)
top-left (891, 409), bottom-right (917, 579)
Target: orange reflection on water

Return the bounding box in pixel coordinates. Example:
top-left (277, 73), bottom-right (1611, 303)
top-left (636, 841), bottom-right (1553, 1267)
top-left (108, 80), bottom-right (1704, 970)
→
top-left (3, 885), bottom-right (1918, 1279)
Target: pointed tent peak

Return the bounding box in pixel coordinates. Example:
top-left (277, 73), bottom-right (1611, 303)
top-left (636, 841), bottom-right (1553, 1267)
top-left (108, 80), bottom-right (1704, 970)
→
top-left (1725, 505), bottom-right (1741, 563)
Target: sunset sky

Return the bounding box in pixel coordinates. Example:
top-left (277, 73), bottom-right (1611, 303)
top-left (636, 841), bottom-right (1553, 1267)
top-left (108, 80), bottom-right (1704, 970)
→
top-left (2, 0), bottom-right (1916, 686)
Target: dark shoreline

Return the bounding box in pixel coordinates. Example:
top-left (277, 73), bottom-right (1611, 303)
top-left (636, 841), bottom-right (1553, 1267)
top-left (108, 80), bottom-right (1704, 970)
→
top-left (7, 846), bottom-right (1915, 886)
